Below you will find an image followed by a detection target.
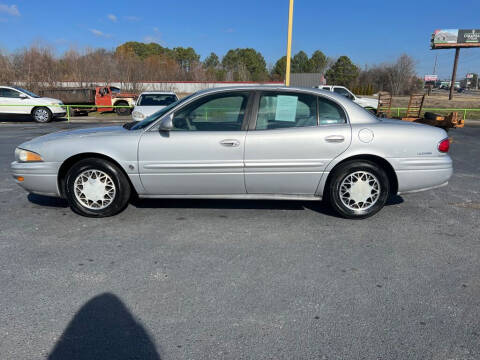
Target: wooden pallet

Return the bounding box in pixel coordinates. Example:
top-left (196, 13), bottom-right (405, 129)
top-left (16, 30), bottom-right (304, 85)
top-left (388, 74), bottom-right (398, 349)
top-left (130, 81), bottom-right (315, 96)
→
top-left (377, 92), bottom-right (392, 117)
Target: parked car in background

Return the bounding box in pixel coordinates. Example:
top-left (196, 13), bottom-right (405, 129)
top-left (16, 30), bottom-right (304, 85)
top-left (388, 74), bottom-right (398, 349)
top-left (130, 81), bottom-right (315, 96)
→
top-left (315, 85), bottom-right (378, 112)
top-left (132, 92), bottom-right (179, 121)
top-left (11, 86), bottom-right (452, 219)
top-left (0, 86), bottom-right (65, 123)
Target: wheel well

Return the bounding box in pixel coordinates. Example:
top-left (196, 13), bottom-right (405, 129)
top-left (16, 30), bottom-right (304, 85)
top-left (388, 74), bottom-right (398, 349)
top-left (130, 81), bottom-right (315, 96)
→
top-left (31, 106), bottom-right (51, 115)
top-left (323, 154), bottom-right (398, 197)
top-left (57, 153), bottom-right (137, 198)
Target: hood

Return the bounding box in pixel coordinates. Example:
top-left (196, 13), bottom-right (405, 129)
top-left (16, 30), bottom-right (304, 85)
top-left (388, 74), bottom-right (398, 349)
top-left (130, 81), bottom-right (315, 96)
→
top-left (36, 97), bottom-right (63, 104)
top-left (133, 105), bottom-right (167, 117)
top-left (19, 126), bottom-right (127, 149)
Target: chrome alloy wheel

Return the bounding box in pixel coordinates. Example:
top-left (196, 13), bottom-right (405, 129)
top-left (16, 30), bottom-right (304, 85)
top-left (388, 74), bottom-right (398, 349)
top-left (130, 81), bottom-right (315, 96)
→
top-left (34, 108), bottom-right (49, 122)
top-left (339, 171), bottom-right (380, 211)
top-left (73, 170), bottom-right (116, 210)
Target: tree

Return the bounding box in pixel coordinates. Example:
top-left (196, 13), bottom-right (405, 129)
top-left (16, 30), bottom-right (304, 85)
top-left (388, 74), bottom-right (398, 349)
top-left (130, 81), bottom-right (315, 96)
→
top-left (386, 54), bottom-right (416, 95)
top-left (222, 48), bottom-right (268, 81)
top-left (271, 56), bottom-right (288, 80)
top-left (291, 51), bottom-right (310, 73)
top-left (173, 47), bottom-right (200, 72)
top-left (325, 56), bottom-right (360, 87)
top-left (203, 52), bottom-right (220, 69)
top-left (115, 41), bottom-right (171, 59)
top-left (309, 50), bottom-right (327, 73)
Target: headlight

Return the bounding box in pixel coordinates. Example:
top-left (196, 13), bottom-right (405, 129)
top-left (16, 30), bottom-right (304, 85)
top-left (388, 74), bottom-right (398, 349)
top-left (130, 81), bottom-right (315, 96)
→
top-left (132, 111), bottom-right (144, 119)
top-left (15, 148), bottom-right (43, 162)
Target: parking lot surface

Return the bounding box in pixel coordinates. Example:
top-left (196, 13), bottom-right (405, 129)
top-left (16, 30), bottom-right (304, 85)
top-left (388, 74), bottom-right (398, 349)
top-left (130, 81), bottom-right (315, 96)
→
top-left (1, 121), bottom-right (479, 359)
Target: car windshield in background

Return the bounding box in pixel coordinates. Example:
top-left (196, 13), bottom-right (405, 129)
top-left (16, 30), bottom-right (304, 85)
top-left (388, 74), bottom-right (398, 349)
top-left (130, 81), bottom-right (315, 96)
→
top-left (130, 94), bottom-right (194, 130)
top-left (13, 87), bottom-right (40, 98)
top-left (138, 94), bottom-right (178, 106)
top-left (110, 87), bottom-right (121, 93)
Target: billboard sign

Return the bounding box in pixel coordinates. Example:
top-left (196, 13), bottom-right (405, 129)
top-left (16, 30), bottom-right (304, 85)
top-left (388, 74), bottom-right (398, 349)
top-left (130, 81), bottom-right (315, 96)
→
top-left (424, 74), bottom-right (438, 82)
top-left (432, 29), bottom-right (480, 49)
top-left (466, 73), bottom-right (474, 79)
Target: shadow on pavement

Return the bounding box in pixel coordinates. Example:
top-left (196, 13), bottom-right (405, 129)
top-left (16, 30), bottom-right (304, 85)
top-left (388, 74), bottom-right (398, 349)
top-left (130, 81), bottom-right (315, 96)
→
top-left (48, 293), bottom-right (161, 360)
top-left (28, 194), bottom-right (68, 208)
top-left (0, 114), bottom-right (67, 123)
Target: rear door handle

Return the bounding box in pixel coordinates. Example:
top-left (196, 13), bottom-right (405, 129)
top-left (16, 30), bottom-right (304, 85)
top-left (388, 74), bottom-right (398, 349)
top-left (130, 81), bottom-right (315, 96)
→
top-left (220, 139), bottom-right (240, 147)
top-left (325, 135), bottom-right (345, 143)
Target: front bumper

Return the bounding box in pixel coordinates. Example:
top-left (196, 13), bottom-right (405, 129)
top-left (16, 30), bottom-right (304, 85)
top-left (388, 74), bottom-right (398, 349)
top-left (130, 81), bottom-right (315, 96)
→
top-left (11, 161), bottom-right (61, 197)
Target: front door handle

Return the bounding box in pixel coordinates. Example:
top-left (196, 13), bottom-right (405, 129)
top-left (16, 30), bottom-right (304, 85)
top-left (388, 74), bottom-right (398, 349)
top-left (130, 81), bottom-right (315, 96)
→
top-left (325, 135), bottom-right (345, 143)
top-left (220, 139), bottom-right (240, 147)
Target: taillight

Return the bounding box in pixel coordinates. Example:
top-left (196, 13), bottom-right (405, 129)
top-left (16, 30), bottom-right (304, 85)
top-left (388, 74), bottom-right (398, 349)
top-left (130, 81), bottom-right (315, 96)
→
top-left (438, 138), bottom-right (450, 153)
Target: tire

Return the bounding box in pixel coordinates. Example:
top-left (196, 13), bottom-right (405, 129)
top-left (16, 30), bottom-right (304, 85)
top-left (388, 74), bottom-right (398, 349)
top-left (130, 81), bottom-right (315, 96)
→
top-left (32, 107), bottom-right (52, 123)
top-left (65, 158), bottom-right (131, 217)
top-left (327, 160), bottom-right (389, 219)
top-left (115, 101), bottom-right (131, 116)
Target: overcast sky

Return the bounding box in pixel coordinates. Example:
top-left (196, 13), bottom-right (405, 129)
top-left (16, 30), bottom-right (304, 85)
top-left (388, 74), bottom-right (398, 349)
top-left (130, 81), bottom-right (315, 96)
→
top-left (1, 0), bottom-right (479, 79)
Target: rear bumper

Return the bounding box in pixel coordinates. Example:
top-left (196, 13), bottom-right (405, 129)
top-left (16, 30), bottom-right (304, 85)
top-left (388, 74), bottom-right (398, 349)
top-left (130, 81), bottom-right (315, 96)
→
top-left (389, 156), bottom-right (453, 194)
top-left (11, 161), bottom-right (61, 197)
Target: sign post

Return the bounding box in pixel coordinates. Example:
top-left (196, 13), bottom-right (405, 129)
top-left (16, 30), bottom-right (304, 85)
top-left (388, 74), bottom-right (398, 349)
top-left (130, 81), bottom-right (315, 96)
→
top-left (285, 0), bottom-right (294, 86)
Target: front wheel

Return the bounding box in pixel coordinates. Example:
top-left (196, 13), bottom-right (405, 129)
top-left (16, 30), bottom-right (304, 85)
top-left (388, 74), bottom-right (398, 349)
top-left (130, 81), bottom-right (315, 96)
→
top-left (327, 161), bottom-right (389, 219)
top-left (65, 158), bottom-right (131, 217)
top-left (32, 107), bottom-right (52, 123)
top-left (115, 101), bottom-right (132, 116)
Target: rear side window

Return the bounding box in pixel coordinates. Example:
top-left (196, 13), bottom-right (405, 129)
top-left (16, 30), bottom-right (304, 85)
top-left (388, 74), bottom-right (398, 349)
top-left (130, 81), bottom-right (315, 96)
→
top-left (318, 96), bottom-right (347, 125)
top-left (256, 92), bottom-right (317, 130)
top-left (322, 87), bottom-right (331, 90)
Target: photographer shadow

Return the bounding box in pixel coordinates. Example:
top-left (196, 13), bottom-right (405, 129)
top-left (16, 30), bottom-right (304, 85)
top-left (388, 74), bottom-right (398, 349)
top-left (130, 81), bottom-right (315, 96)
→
top-left (48, 293), bottom-right (161, 360)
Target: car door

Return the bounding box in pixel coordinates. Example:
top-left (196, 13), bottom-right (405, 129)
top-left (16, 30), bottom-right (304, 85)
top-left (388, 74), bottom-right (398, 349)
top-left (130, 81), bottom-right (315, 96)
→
top-left (138, 91), bottom-right (252, 195)
top-left (244, 91), bottom-right (351, 195)
top-left (0, 88), bottom-right (27, 114)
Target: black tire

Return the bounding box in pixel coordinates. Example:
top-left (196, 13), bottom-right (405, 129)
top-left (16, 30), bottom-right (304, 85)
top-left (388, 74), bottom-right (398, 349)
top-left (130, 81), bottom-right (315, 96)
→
top-left (115, 101), bottom-right (131, 116)
top-left (65, 158), bottom-right (131, 217)
top-left (327, 160), bottom-right (389, 219)
top-left (32, 107), bottom-right (52, 123)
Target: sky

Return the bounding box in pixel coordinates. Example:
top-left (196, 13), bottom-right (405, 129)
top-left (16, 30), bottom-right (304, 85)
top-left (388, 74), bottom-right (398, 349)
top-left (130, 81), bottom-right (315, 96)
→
top-left (1, 0), bottom-right (480, 79)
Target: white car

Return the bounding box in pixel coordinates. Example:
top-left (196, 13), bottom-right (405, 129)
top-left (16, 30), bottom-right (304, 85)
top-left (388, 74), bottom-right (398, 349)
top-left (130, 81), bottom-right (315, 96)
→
top-left (316, 85), bottom-right (378, 111)
top-left (132, 92), bottom-right (179, 121)
top-left (0, 86), bottom-right (66, 123)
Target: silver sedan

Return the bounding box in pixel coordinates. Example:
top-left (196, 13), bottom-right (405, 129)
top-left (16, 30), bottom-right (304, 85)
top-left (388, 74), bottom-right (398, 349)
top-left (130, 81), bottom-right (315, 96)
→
top-left (11, 86), bottom-right (452, 219)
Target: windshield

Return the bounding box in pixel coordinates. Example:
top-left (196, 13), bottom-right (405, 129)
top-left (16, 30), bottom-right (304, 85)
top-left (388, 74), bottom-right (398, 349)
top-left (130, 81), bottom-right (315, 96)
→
top-left (110, 87), bottom-right (121, 93)
top-left (138, 94), bottom-right (178, 106)
top-left (13, 87), bottom-right (40, 98)
top-left (130, 94), bottom-right (194, 130)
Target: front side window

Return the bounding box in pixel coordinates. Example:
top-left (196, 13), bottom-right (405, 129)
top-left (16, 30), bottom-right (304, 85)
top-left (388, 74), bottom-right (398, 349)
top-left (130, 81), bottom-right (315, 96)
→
top-left (0, 88), bottom-right (22, 98)
top-left (318, 96), bottom-right (347, 125)
top-left (256, 92), bottom-right (317, 130)
top-left (138, 94), bottom-right (178, 106)
top-left (172, 93), bottom-right (249, 131)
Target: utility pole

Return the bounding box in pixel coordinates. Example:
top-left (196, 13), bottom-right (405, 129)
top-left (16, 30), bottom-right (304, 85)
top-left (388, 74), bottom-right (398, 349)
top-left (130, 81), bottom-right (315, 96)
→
top-left (285, 0), bottom-right (294, 86)
top-left (433, 54), bottom-right (438, 74)
top-left (449, 48), bottom-right (460, 100)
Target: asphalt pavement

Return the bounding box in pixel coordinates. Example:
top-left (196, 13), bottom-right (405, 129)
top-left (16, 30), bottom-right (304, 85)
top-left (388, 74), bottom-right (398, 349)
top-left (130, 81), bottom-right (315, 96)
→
top-left (0, 121), bottom-right (479, 359)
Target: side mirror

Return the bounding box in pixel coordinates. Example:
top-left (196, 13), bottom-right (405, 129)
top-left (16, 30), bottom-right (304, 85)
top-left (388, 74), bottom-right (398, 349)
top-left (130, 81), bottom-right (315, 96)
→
top-left (159, 113), bottom-right (173, 131)
top-left (19, 94), bottom-right (28, 99)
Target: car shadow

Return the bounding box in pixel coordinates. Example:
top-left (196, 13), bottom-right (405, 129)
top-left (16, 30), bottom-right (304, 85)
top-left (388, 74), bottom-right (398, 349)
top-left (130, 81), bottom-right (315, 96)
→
top-left (0, 114), bottom-right (67, 123)
top-left (28, 193), bottom-right (69, 208)
top-left (47, 293), bottom-right (162, 360)
top-left (27, 193), bottom-right (403, 217)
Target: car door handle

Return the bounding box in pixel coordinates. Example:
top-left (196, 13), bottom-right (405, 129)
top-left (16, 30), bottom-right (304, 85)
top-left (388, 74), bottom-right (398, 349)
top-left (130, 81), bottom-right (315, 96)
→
top-left (220, 139), bottom-right (240, 147)
top-left (325, 135), bottom-right (345, 143)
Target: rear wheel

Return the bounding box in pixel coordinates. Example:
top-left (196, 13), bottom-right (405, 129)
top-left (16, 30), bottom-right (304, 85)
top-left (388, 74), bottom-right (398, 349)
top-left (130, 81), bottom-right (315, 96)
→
top-left (65, 158), bottom-right (131, 217)
top-left (327, 160), bottom-right (389, 219)
top-left (32, 107), bottom-right (52, 123)
top-left (115, 101), bottom-right (131, 116)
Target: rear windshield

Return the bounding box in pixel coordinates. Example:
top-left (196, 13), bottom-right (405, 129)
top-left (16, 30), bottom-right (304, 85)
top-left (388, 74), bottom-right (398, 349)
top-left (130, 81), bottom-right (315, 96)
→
top-left (138, 94), bottom-right (178, 106)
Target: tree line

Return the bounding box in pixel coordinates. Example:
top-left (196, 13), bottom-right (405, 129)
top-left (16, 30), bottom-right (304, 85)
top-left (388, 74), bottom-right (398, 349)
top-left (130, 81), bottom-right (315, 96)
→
top-left (0, 41), bottom-right (421, 95)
